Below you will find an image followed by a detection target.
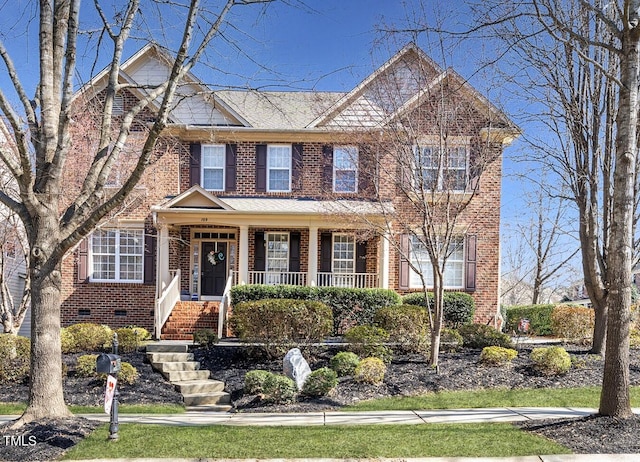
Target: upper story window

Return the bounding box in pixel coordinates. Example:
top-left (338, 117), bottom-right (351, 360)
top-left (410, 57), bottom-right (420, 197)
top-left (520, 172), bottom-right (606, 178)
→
top-left (90, 229), bottom-right (144, 283)
top-left (414, 144), bottom-right (468, 191)
top-left (267, 145), bottom-right (292, 192)
top-left (201, 144), bottom-right (226, 191)
top-left (409, 235), bottom-right (464, 289)
top-left (333, 146), bottom-right (358, 193)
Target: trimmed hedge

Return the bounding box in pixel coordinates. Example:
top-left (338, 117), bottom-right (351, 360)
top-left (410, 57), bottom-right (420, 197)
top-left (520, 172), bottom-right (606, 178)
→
top-left (503, 304), bottom-right (555, 336)
top-left (229, 298), bottom-right (333, 356)
top-left (401, 292), bottom-right (475, 328)
top-left (550, 305), bottom-right (594, 343)
top-left (231, 285), bottom-right (401, 335)
top-left (0, 334), bottom-right (30, 383)
top-left (374, 304), bottom-right (430, 353)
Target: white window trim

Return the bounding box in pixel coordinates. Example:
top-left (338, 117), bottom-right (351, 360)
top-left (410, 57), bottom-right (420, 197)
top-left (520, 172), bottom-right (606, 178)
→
top-left (89, 228), bottom-right (144, 283)
top-left (265, 232), bottom-right (290, 273)
top-left (332, 233), bottom-right (356, 274)
top-left (409, 236), bottom-right (465, 289)
top-left (333, 146), bottom-right (358, 193)
top-left (201, 144), bottom-right (226, 192)
top-left (413, 139), bottom-right (470, 192)
top-left (267, 144), bottom-right (292, 192)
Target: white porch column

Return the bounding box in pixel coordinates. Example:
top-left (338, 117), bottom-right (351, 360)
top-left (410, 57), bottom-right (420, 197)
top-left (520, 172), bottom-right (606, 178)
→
top-left (308, 226), bottom-right (319, 286)
top-left (239, 225), bottom-right (249, 284)
top-left (379, 232), bottom-right (390, 289)
top-left (156, 224), bottom-right (170, 297)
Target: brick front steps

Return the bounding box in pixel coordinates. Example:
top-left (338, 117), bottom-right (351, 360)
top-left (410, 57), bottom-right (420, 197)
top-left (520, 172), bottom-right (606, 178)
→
top-left (146, 343), bottom-right (231, 412)
top-left (160, 301), bottom-right (221, 341)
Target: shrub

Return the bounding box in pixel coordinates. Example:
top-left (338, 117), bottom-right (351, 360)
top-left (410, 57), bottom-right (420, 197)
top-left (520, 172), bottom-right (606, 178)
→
top-left (480, 346), bottom-right (518, 365)
top-left (441, 328), bottom-right (463, 351)
top-left (354, 357), bottom-right (386, 385)
top-left (503, 305), bottom-right (555, 335)
top-left (458, 324), bottom-right (514, 349)
top-left (302, 367), bottom-right (338, 397)
top-left (231, 285), bottom-right (401, 335)
top-left (330, 351), bottom-right (360, 377)
top-left (244, 369), bottom-right (271, 395)
top-left (114, 326), bottom-right (150, 353)
top-left (343, 325), bottom-right (392, 363)
top-left (550, 305), bottom-right (594, 343)
top-left (375, 304), bottom-right (430, 353)
top-left (530, 346), bottom-right (571, 375)
top-left (193, 329), bottom-right (219, 349)
top-left (0, 334), bottom-right (30, 382)
top-left (60, 328), bottom-right (77, 354)
top-left (230, 298), bottom-right (333, 356)
top-left (117, 362), bottom-right (139, 385)
top-left (76, 354), bottom-right (98, 377)
top-left (63, 323), bottom-right (112, 352)
top-left (261, 373), bottom-right (297, 404)
top-left (402, 292), bottom-right (475, 328)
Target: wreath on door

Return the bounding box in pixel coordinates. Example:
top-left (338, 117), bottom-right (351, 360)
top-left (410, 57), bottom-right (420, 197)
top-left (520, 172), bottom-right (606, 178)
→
top-left (207, 250), bottom-right (225, 265)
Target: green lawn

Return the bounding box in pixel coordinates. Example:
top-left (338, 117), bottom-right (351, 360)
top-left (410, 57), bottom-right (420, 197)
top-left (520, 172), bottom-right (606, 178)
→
top-left (63, 423), bottom-right (571, 459)
top-left (0, 402), bottom-right (185, 415)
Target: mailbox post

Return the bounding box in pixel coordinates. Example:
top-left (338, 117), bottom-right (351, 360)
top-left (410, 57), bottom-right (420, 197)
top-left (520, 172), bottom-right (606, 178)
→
top-left (96, 333), bottom-right (120, 441)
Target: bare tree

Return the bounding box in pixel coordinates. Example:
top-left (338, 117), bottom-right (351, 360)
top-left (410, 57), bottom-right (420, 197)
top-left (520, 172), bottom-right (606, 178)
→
top-left (0, 0), bottom-right (271, 426)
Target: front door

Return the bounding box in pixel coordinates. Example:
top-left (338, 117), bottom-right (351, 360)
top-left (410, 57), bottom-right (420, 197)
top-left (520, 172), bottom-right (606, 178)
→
top-left (200, 241), bottom-right (227, 297)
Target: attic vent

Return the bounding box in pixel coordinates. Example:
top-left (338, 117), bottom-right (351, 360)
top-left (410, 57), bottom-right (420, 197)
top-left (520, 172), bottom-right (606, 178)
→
top-left (113, 94), bottom-right (124, 115)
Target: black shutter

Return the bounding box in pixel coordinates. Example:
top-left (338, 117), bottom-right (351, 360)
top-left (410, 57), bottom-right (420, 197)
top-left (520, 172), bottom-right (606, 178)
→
top-left (399, 234), bottom-right (410, 290)
top-left (254, 231), bottom-right (265, 271)
top-left (467, 145), bottom-right (481, 193)
top-left (189, 143), bottom-right (201, 187)
top-left (256, 144), bottom-right (267, 193)
top-left (77, 238), bottom-right (88, 282)
top-left (465, 234), bottom-right (477, 292)
top-left (358, 147), bottom-right (371, 194)
top-left (356, 240), bottom-right (367, 273)
top-left (144, 231), bottom-right (156, 285)
top-left (292, 144), bottom-right (303, 191)
top-left (322, 145), bottom-right (334, 192)
top-left (225, 144), bottom-right (237, 192)
top-left (289, 232), bottom-right (301, 272)
top-left (320, 232), bottom-right (332, 273)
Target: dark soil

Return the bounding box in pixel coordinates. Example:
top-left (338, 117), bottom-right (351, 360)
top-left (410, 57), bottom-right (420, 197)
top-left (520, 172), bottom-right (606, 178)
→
top-left (2, 343), bottom-right (640, 460)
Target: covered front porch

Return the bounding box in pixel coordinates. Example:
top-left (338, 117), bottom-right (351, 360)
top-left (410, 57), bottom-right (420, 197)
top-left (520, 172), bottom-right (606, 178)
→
top-left (151, 186), bottom-right (392, 338)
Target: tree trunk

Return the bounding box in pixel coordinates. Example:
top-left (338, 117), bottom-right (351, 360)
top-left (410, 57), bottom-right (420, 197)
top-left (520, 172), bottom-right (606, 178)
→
top-left (429, 273), bottom-right (445, 368)
top-left (599, 24), bottom-right (638, 418)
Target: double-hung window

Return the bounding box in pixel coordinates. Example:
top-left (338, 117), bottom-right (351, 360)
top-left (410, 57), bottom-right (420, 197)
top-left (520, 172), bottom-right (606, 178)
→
top-left (332, 234), bottom-right (355, 287)
top-left (333, 146), bottom-right (358, 193)
top-left (414, 144), bottom-right (468, 191)
top-left (409, 235), bottom-right (464, 289)
top-left (265, 233), bottom-right (289, 284)
top-left (90, 229), bottom-right (144, 283)
top-left (201, 144), bottom-right (226, 191)
top-left (267, 145), bottom-right (292, 192)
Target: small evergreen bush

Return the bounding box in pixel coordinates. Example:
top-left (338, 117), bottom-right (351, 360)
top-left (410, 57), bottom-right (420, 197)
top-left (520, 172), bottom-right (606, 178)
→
top-left (550, 305), bottom-right (594, 344)
top-left (354, 357), bottom-right (386, 385)
top-left (230, 298), bottom-right (333, 357)
top-left (115, 326), bottom-right (150, 353)
top-left (63, 323), bottom-right (112, 352)
top-left (480, 346), bottom-right (518, 365)
top-left (61, 328), bottom-right (78, 354)
top-left (530, 346), bottom-right (571, 375)
top-left (302, 367), bottom-right (338, 397)
top-left (458, 323), bottom-right (513, 349)
top-left (344, 325), bottom-right (392, 363)
top-left (244, 370), bottom-right (271, 395)
top-left (75, 354), bottom-right (98, 377)
top-left (262, 373), bottom-right (297, 404)
top-left (117, 362), bottom-right (139, 385)
top-left (375, 304), bottom-right (430, 353)
top-left (441, 328), bottom-right (463, 351)
top-left (330, 351), bottom-right (360, 377)
top-left (193, 329), bottom-right (219, 349)
top-left (503, 304), bottom-right (555, 335)
top-left (402, 292), bottom-right (475, 328)
top-left (0, 334), bottom-right (30, 382)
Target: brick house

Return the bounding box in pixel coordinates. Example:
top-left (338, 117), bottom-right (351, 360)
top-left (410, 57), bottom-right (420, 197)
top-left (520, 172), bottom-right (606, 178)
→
top-left (60, 43), bottom-right (519, 339)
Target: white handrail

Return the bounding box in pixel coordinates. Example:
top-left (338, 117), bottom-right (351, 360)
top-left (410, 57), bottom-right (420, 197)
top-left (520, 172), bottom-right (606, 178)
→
top-left (154, 268), bottom-right (181, 339)
top-left (218, 274), bottom-right (234, 339)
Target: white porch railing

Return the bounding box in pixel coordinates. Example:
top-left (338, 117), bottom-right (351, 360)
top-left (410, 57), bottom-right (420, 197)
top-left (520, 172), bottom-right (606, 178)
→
top-left (317, 272), bottom-right (379, 288)
top-left (218, 274), bottom-right (233, 339)
top-left (154, 269), bottom-right (181, 339)
top-left (247, 271), bottom-right (308, 286)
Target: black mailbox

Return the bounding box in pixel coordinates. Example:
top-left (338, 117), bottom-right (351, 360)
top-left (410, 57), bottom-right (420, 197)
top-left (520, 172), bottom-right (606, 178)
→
top-left (96, 353), bottom-right (121, 374)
